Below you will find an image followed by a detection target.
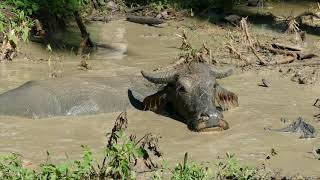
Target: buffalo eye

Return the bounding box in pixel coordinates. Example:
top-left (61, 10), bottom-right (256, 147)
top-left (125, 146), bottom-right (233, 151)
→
top-left (177, 86), bottom-right (187, 93)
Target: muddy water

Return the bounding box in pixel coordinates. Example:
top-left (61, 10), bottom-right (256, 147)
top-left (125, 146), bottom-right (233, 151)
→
top-left (237, 0), bottom-right (317, 17)
top-left (0, 18), bottom-right (320, 176)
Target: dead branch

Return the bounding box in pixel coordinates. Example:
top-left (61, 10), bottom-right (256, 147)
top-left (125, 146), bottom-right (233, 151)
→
top-left (240, 17), bottom-right (253, 46)
top-left (259, 44), bottom-right (297, 57)
top-left (286, 18), bottom-right (300, 34)
top-left (296, 11), bottom-right (320, 21)
top-left (296, 52), bottom-right (318, 60)
top-left (250, 45), bottom-right (268, 65)
top-left (240, 17), bottom-right (268, 65)
top-left (271, 43), bottom-right (302, 51)
top-left (106, 112), bottom-right (128, 148)
top-left (267, 55), bottom-right (296, 65)
top-left (259, 44), bottom-right (317, 60)
top-left (178, 30), bottom-right (192, 51)
top-left (226, 43), bottom-right (249, 66)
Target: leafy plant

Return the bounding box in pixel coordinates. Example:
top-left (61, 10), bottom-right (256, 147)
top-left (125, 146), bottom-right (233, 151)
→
top-left (104, 130), bottom-right (145, 179)
top-left (0, 153), bottom-right (36, 179)
top-left (39, 147), bottom-right (94, 179)
top-left (171, 153), bottom-right (212, 180)
top-left (215, 152), bottom-right (257, 180)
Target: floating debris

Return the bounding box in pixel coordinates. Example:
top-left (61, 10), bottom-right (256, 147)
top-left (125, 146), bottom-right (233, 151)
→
top-left (259, 78), bottom-right (271, 87)
top-left (266, 117), bottom-right (316, 138)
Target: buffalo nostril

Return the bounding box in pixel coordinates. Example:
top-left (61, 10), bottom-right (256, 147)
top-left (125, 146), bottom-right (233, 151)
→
top-left (200, 113), bottom-right (208, 117)
top-left (200, 113), bottom-right (210, 121)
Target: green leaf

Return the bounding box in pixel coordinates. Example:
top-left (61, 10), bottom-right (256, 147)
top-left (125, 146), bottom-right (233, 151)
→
top-left (134, 147), bottom-right (145, 158)
top-left (21, 27), bottom-right (29, 42)
top-left (8, 32), bottom-right (18, 45)
top-left (0, 22), bottom-right (4, 32)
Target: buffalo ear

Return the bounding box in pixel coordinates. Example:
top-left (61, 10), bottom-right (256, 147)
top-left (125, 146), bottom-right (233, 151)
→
top-left (209, 65), bottom-right (234, 79)
top-left (143, 89), bottom-right (168, 113)
top-left (214, 85), bottom-right (238, 110)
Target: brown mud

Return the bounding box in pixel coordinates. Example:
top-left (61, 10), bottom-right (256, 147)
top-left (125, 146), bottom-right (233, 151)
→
top-left (0, 4), bottom-right (320, 177)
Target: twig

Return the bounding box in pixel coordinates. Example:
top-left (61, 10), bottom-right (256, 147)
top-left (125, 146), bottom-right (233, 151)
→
top-left (313, 99), bottom-right (320, 108)
top-left (135, 133), bottom-right (152, 146)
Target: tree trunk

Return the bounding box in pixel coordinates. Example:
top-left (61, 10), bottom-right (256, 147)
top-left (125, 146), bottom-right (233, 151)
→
top-left (73, 11), bottom-right (94, 55)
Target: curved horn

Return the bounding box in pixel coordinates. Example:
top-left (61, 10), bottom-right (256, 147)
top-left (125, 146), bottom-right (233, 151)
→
top-left (209, 65), bottom-right (234, 79)
top-left (141, 69), bottom-right (178, 84)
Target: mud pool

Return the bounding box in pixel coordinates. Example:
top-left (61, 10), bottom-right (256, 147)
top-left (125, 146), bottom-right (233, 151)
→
top-left (0, 7), bottom-right (320, 177)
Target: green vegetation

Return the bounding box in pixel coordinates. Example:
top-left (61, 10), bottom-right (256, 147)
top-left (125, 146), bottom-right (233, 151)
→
top-left (215, 153), bottom-right (258, 179)
top-left (0, 149), bottom-right (269, 179)
top-left (170, 153), bottom-right (212, 180)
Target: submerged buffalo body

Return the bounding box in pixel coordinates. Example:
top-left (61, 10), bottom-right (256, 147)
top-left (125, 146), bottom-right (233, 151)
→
top-left (0, 62), bottom-right (238, 131)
